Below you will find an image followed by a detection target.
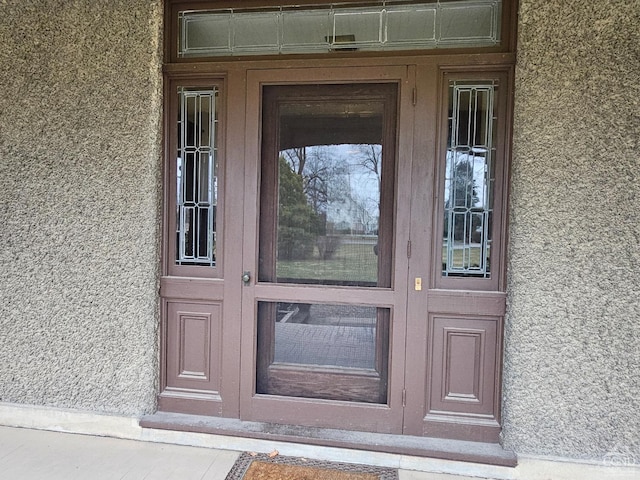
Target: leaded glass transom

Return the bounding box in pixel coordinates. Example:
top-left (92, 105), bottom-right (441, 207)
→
top-left (178, 0), bottom-right (502, 58)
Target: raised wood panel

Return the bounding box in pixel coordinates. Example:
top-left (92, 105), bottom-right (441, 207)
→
top-left (424, 315), bottom-right (501, 442)
top-left (164, 302), bottom-right (222, 400)
top-left (429, 316), bottom-right (496, 415)
top-left (443, 329), bottom-right (483, 403)
top-left (178, 315), bottom-right (210, 379)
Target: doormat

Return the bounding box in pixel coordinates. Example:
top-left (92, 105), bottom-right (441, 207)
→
top-left (225, 452), bottom-right (398, 480)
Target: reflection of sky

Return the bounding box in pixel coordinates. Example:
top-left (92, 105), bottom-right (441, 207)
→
top-left (318, 144), bottom-right (380, 222)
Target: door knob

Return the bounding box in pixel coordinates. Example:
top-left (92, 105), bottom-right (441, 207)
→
top-left (242, 271), bottom-right (251, 285)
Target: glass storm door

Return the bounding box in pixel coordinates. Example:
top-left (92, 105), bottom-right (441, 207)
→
top-left (240, 67), bottom-right (413, 433)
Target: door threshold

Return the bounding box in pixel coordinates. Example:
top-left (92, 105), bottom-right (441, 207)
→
top-left (140, 412), bottom-right (516, 467)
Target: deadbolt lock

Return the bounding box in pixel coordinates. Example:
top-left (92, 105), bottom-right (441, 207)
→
top-left (414, 277), bottom-right (422, 291)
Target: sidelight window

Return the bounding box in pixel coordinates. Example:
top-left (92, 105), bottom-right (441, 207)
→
top-left (176, 88), bottom-right (219, 266)
top-left (442, 80), bottom-right (497, 278)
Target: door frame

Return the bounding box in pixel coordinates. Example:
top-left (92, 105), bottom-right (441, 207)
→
top-left (156, 53), bottom-right (514, 450)
top-left (154, 0), bottom-right (519, 457)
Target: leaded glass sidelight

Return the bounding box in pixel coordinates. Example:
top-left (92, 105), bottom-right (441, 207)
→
top-left (442, 80), bottom-right (497, 278)
top-left (176, 88), bottom-right (218, 266)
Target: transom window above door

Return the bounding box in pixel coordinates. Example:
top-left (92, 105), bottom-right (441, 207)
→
top-left (177, 0), bottom-right (504, 58)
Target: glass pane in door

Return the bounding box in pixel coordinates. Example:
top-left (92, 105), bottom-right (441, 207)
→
top-left (259, 84), bottom-right (396, 288)
top-left (256, 302), bottom-right (390, 403)
top-left (442, 81), bottom-right (497, 278)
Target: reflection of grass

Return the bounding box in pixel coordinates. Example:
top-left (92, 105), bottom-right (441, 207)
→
top-left (277, 242), bottom-right (377, 283)
top-left (278, 242), bottom-right (491, 280)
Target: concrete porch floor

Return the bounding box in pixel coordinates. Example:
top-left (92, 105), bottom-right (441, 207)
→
top-left (0, 426), bottom-right (640, 480)
top-left (0, 426), bottom-right (476, 480)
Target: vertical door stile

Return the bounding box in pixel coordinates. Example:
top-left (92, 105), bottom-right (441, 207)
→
top-left (239, 68), bottom-right (262, 418)
top-left (402, 64), bottom-right (439, 436)
top-left (221, 67), bottom-right (248, 417)
top-left (396, 63), bottom-right (418, 433)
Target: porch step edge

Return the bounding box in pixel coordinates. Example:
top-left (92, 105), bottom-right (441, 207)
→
top-left (140, 411), bottom-right (517, 468)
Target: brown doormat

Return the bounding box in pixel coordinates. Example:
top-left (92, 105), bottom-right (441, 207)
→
top-left (225, 452), bottom-right (398, 480)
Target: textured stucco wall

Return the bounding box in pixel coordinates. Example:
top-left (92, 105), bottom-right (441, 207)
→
top-left (504, 0), bottom-right (640, 462)
top-left (0, 1), bottom-right (163, 415)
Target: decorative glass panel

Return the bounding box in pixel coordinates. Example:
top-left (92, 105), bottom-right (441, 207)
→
top-left (442, 80), bottom-right (497, 278)
top-left (178, 1), bottom-right (502, 57)
top-left (281, 10), bottom-right (331, 51)
top-left (233, 12), bottom-right (279, 52)
top-left (182, 14), bottom-right (231, 55)
top-left (333, 8), bottom-right (382, 46)
top-left (176, 88), bottom-right (218, 266)
top-left (437, 1), bottom-right (501, 45)
top-left (385, 6), bottom-right (436, 47)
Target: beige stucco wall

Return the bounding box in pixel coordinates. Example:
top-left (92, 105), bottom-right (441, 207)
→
top-left (0, 1), bottom-right (163, 415)
top-left (504, 0), bottom-right (640, 461)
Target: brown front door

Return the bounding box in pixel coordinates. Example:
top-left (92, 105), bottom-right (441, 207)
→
top-left (239, 66), bottom-right (414, 433)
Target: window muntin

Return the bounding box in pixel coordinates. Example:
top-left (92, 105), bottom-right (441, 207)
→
top-left (178, 0), bottom-right (502, 58)
top-left (176, 88), bottom-right (218, 267)
top-left (442, 80), bottom-right (497, 278)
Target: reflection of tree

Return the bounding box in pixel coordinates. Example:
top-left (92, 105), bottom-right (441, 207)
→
top-left (278, 156), bottom-right (323, 260)
top-left (444, 155), bottom-right (482, 243)
top-left (283, 147), bottom-right (306, 176)
top-left (355, 144), bottom-right (382, 196)
top-left (281, 145), bottom-right (381, 237)
top-left (284, 147), bottom-right (340, 216)
top-left (352, 145), bottom-right (382, 232)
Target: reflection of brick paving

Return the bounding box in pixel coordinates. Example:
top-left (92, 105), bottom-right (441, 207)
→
top-left (309, 304), bottom-right (376, 325)
top-left (280, 303), bottom-right (377, 326)
top-left (274, 322), bottom-right (376, 369)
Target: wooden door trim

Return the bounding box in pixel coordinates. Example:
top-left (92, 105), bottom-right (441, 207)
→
top-left (158, 69), bottom-right (247, 418)
top-left (158, 56), bottom-right (516, 446)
